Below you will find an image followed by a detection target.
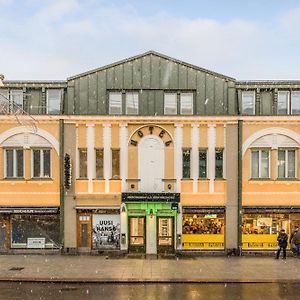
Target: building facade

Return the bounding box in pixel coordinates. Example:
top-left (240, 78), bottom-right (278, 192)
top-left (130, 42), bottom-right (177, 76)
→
top-left (0, 51), bottom-right (300, 254)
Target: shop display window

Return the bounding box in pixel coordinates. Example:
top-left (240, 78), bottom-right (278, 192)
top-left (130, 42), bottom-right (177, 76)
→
top-left (183, 214), bottom-right (224, 234)
top-left (11, 215), bottom-right (60, 249)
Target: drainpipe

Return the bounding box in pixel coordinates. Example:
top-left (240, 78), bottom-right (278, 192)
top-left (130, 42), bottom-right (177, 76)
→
top-left (59, 119), bottom-right (64, 249)
top-left (237, 120), bottom-right (243, 255)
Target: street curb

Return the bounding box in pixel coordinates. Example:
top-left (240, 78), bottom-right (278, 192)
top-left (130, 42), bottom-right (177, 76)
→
top-left (0, 278), bottom-right (300, 284)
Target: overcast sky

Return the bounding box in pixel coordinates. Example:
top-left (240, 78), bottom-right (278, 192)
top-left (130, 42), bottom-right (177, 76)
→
top-left (1, 0), bottom-right (300, 80)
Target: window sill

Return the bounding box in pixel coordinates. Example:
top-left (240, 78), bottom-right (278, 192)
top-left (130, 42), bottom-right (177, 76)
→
top-left (181, 178), bottom-right (193, 181)
top-left (109, 178), bottom-right (121, 181)
top-left (198, 178), bottom-right (209, 181)
top-left (215, 178), bottom-right (226, 181)
top-left (30, 178), bottom-right (53, 181)
top-left (76, 178), bottom-right (88, 180)
top-left (93, 178), bottom-right (104, 180)
top-left (249, 178), bottom-right (272, 181)
top-left (276, 178), bottom-right (299, 181)
top-left (2, 178), bottom-right (25, 181)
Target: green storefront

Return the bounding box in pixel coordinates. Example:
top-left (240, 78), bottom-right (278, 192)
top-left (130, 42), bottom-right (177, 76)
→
top-left (121, 193), bottom-right (180, 254)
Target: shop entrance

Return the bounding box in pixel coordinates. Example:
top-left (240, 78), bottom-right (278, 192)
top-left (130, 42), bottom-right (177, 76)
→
top-left (157, 217), bottom-right (174, 253)
top-left (77, 215), bottom-right (92, 249)
top-left (129, 217), bottom-right (146, 253)
top-left (0, 218), bottom-right (9, 250)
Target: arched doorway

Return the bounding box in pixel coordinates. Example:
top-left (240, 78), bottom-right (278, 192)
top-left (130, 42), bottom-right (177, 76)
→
top-left (138, 135), bottom-right (165, 192)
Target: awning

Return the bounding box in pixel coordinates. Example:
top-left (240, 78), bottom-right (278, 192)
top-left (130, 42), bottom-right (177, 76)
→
top-left (182, 206), bottom-right (225, 214)
top-left (0, 207), bottom-right (59, 214)
top-left (243, 206), bottom-right (300, 214)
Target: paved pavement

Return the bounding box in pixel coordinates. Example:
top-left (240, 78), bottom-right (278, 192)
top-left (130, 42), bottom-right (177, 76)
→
top-left (0, 254), bottom-right (300, 283)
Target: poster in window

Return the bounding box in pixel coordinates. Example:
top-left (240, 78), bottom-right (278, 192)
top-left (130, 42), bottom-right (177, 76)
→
top-left (92, 214), bottom-right (120, 249)
top-left (257, 217), bottom-right (272, 227)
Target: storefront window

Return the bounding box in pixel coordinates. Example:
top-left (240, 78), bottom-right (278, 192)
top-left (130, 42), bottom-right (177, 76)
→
top-left (11, 215), bottom-right (59, 249)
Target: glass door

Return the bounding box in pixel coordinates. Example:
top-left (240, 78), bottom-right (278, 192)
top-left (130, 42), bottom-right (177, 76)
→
top-left (77, 215), bottom-right (92, 249)
top-left (157, 217), bottom-right (174, 253)
top-left (129, 217), bottom-right (145, 253)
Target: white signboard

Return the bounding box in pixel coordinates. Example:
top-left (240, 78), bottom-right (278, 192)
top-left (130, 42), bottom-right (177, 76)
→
top-left (92, 214), bottom-right (120, 250)
top-left (257, 217), bottom-right (272, 227)
top-left (27, 238), bottom-right (46, 249)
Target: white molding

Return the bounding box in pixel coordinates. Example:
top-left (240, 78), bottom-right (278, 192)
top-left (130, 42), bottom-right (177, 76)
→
top-left (208, 124), bottom-right (216, 193)
top-left (0, 126), bottom-right (59, 155)
top-left (243, 127), bottom-right (300, 157)
top-left (191, 124), bottom-right (199, 193)
top-left (103, 123), bottom-right (112, 193)
top-left (87, 124), bottom-right (95, 193)
top-left (120, 123), bottom-right (128, 192)
top-left (174, 124), bottom-right (183, 192)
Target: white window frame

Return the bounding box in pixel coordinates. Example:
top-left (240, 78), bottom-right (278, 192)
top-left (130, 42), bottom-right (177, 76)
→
top-left (4, 148), bottom-right (24, 178)
top-left (180, 93), bottom-right (193, 115)
top-left (291, 91), bottom-right (300, 115)
top-left (241, 91), bottom-right (255, 115)
top-left (125, 92), bottom-right (139, 115)
top-left (109, 92), bottom-right (122, 115)
top-left (277, 91), bottom-right (290, 115)
top-left (164, 93), bottom-right (177, 115)
top-left (250, 149), bottom-right (270, 179)
top-left (31, 149), bottom-right (52, 178)
top-left (46, 89), bottom-right (62, 114)
top-left (277, 148), bottom-right (296, 179)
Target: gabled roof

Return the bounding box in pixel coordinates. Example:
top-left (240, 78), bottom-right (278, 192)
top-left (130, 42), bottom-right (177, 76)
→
top-left (68, 50), bottom-right (236, 81)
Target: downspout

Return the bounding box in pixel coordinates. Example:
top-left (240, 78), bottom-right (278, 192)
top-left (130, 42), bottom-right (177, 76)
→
top-left (59, 119), bottom-right (64, 249)
top-left (237, 119), bottom-right (243, 255)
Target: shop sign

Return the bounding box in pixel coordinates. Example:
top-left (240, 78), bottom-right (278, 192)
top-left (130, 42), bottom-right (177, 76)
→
top-left (27, 238), bottom-right (45, 249)
top-left (257, 217), bottom-right (272, 227)
top-left (204, 214), bottom-right (217, 219)
top-left (92, 215), bottom-right (120, 250)
top-left (122, 193), bottom-right (180, 203)
top-left (0, 207), bottom-right (59, 214)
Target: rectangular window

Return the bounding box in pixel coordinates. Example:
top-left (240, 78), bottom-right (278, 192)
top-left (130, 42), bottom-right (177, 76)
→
top-left (79, 148), bottom-right (87, 178)
top-left (291, 91), bottom-right (300, 115)
top-left (182, 149), bottom-right (191, 179)
top-left (109, 92), bottom-right (122, 115)
top-left (95, 148), bottom-right (104, 179)
top-left (111, 149), bottom-right (120, 179)
top-left (5, 149), bottom-right (23, 178)
top-left (277, 91), bottom-right (289, 115)
top-left (199, 149), bottom-right (207, 178)
top-left (278, 149), bottom-right (296, 178)
top-left (32, 149), bottom-right (51, 178)
top-left (126, 92), bottom-right (139, 115)
top-left (47, 89), bottom-right (61, 114)
top-left (164, 93), bottom-right (177, 115)
top-left (241, 91), bottom-right (255, 115)
top-left (10, 90), bottom-right (23, 111)
top-left (251, 149), bottom-right (270, 179)
top-left (215, 149), bottom-right (223, 178)
top-left (0, 89), bottom-right (9, 114)
top-left (180, 93), bottom-right (193, 115)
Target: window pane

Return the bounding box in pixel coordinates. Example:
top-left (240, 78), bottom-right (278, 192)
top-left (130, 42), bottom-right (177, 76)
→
top-left (95, 149), bottom-right (104, 178)
top-left (47, 89), bottom-right (61, 114)
top-left (109, 92), bottom-right (122, 115)
top-left (215, 149), bottom-right (223, 178)
top-left (261, 150), bottom-right (269, 178)
top-left (126, 93), bottom-right (138, 115)
top-left (199, 150), bottom-right (207, 178)
top-left (242, 91), bottom-right (255, 115)
top-left (288, 150), bottom-right (295, 178)
top-left (277, 91), bottom-right (289, 115)
top-left (180, 93), bottom-right (193, 115)
top-left (43, 150), bottom-right (51, 177)
top-left (251, 151), bottom-right (259, 178)
top-left (291, 92), bottom-right (300, 115)
top-left (16, 149), bottom-right (23, 178)
top-left (10, 90), bottom-right (23, 111)
top-left (164, 93), bottom-right (177, 115)
top-left (79, 149), bottom-right (87, 178)
top-left (0, 89), bottom-right (9, 114)
top-left (278, 150), bottom-right (285, 178)
top-left (33, 150), bottom-right (41, 177)
top-left (6, 150), bottom-right (13, 177)
top-left (112, 149), bottom-right (120, 178)
top-left (182, 149), bottom-right (191, 179)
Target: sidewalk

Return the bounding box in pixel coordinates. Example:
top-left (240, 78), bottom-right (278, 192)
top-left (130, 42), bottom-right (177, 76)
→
top-left (0, 254), bottom-right (300, 283)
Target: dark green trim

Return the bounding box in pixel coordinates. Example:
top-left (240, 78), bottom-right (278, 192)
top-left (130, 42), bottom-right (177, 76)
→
top-left (59, 119), bottom-right (64, 247)
top-left (237, 120), bottom-right (243, 254)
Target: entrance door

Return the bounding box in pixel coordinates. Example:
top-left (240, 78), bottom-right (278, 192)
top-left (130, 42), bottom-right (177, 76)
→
top-left (157, 217), bottom-right (174, 253)
top-left (0, 218), bottom-right (10, 250)
top-left (139, 136), bottom-right (164, 192)
top-left (77, 215), bottom-right (92, 249)
top-left (129, 217), bottom-right (145, 253)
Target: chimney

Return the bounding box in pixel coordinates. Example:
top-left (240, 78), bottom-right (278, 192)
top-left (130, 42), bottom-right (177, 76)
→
top-left (0, 74), bottom-right (4, 86)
